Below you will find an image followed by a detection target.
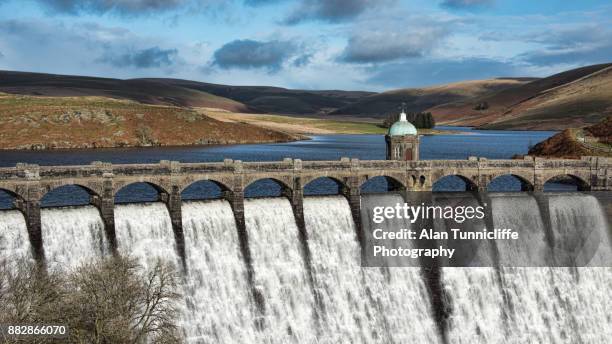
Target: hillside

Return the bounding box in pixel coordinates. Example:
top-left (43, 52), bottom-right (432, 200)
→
top-left (528, 117), bottom-right (612, 158)
top-left (0, 93), bottom-right (299, 150)
top-left (0, 71), bottom-right (249, 112)
top-left (430, 63), bottom-right (612, 128)
top-left (480, 66), bottom-right (612, 129)
top-left (329, 78), bottom-right (533, 118)
top-left (139, 78), bottom-right (374, 115)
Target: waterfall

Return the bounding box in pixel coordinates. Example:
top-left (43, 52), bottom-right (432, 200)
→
top-left (1, 192), bottom-right (610, 343)
top-left (180, 200), bottom-right (257, 343)
top-left (484, 193), bottom-right (612, 343)
top-left (305, 195), bottom-right (441, 343)
top-left (0, 210), bottom-right (31, 268)
top-left (114, 203), bottom-right (180, 270)
top-left (244, 197), bottom-right (316, 343)
top-left (41, 206), bottom-right (109, 271)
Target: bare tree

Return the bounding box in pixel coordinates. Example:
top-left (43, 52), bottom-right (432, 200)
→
top-left (0, 256), bottom-right (183, 344)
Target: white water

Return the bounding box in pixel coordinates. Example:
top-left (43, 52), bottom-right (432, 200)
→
top-left (180, 200), bottom-right (257, 343)
top-left (114, 203), bottom-right (179, 270)
top-left (440, 194), bottom-right (612, 344)
top-left (1, 193), bottom-right (610, 343)
top-left (305, 195), bottom-right (441, 344)
top-left (244, 197), bottom-right (316, 343)
top-left (41, 206), bottom-right (109, 271)
top-left (0, 210), bottom-right (31, 268)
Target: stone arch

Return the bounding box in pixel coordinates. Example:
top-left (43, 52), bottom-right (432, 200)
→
top-left (360, 175), bottom-right (405, 193)
top-left (487, 173), bottom-right (534, 192)
top-left (302, 175), bottom-right (349, 196)
top-left (0, 187), bottom-right (24, 210)
top-left (113, 181), bottom-right (169, 203)
top-left (432, 173), bottom-right (478, 192)
top-left (39, 183), bottom-right (101, 207)
top-left (180, 178), bottom-right (231, 193)
top-left (543, 174), bottom-right (591, 191)
top-left (178, 176), bottom-right (234, 194)
top-left (243, 177), bottom-right (293, 198)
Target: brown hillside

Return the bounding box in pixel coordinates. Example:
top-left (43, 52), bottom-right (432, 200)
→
top-left (0, 94), bottom-right (298, 150)
top-left (0, 71), bottom-right (249, 112)
top-left (480, 66), bottom-right (612, 130)
top-left (430, 63), bottom-right (612, 127)
top-left (330, 78), bottom-right (532, 118)
top-left (528, 117), bottom-right (612, 159)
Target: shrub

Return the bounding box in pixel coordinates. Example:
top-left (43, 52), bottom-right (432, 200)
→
top-left (0, 256), bottom-right (183, 344)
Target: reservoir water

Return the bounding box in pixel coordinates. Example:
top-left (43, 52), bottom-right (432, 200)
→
top-left (0, 128), bottom-right (564, 207)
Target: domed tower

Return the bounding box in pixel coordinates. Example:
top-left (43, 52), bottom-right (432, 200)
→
top-left (385, 109), bottom-right (419, 160)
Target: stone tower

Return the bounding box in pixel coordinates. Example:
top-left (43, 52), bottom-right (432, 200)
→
top-left (385, 110), bottom-right (419, 160)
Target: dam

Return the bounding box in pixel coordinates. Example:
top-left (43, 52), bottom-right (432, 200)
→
top-left (1, 156), bottom-right (611, 343)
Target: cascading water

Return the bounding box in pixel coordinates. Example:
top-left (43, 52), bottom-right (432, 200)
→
top-left (305, 195), bottom-right (441, 344)
top-left (2, 192), bottom-right (610, 343)
top-left (487, 193), bottom-right (612, 343)
top-left (41, 206), bottom-right (109, 271)
top-left (0, 210), bottom-right (31, 268)
top-left (244, 197), bottom-right (316, 343)
top-left (180, 200), bottom-right (257, 343)
top-left (360, 194), bottom-right (443, 344)
top-left (114, 203), bottom-right (180, 270)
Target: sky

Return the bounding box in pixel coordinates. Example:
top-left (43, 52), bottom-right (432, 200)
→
top-left (0, 0), bottom-right (610, 91)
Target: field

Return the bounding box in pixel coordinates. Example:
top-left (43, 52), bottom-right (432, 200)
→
top-left (203, 108), bottom-right (457, 135)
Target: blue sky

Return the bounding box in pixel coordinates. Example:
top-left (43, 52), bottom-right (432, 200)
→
top-left (0, 0), bottom-right (610, 91)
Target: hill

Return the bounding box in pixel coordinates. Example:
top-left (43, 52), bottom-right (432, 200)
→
top-left (479, 66), bottom-right (612, 129)
top-left (0, 71), bottom-right (249, 112)
top-left (138, 78), bottom-right (374, 115)
top-left (527, 117), bottom-right (612, 158)
top-left (430, 63), bottom-right (612, 128)
top-left (328, 78), bottom-right (533, 118)
top-left (0, 93), bottom-right (299, 150)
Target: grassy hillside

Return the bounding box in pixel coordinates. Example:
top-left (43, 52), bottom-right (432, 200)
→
top-left (0, 94), bottom-right (299, 150)
top-left (140, 78), bottom-right (374, 115)
top-left (430, 63), bottom-right (612, 128)
top-left (0, 71), bottom-right (248, 112)
top-left (480, 66), bottom-right (612, 130)
top-left (329, 78), bottom-right (532, 118)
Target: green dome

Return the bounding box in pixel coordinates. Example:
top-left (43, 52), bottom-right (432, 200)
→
top-left (388, 112), bottom-right (417, 136)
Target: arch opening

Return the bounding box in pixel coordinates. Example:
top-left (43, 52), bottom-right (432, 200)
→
top-left (0, 188), bottom-right (20, 210)
top-left (41, 184), bottom-right (98, 208)
top-left (361, 176), bottom-right (404, 194)
top-left (432, 175), bottom-right (478, 192)
top-left (304, 177), bottom-right (346, 196)
top-left (544, 175), bottom-right (590, 192)
top-left (115, 182), bottom-right (165, 204)
top-left (244, 178), bottom-right (291, 198)
top-left (488, 174), bottom-right (534, 192)
top-left (181, 180), bottom-right (228, 201)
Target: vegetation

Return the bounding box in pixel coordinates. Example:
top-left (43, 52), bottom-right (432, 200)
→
top-left (527, 117), bottom-right (612, 158)
top-left (0, 256), bottom-right (183, 343)
top-left (382, 112), bottom-right (435, 129)
top-left (0, 94), bottom-right (299, 150)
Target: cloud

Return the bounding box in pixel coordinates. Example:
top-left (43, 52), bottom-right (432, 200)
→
top-left (0, 19), bottom-right (183, 77)
top-left (211, 39), bottom-right (300, 72)
top-left (366, 57), bottom-right (521, 88)
top-left (243, 0), bottom-right (284, 6)
top-left (30, 0), bottom-right (211, 16)
top-left (98, 46), bottom-right (178, 68)
top-left (283, 0), bottom-right (393, 25)
top-left (520, 25), bottom-right (612, 66)
top-left (441, 0), bottom-right (492, 9)
top-left (340, 26), bottom-right (449, 63)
